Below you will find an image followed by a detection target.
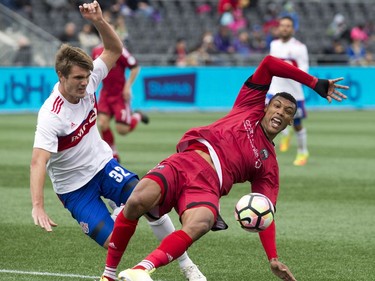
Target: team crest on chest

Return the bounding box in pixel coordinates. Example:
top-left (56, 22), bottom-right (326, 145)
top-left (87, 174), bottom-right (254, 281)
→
top-left (260, 149), bottom-right (269, 160)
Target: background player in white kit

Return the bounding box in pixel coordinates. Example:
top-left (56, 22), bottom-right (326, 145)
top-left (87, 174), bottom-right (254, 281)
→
top-left (29, 2), bottom-right (206, 280)
top-left (267, 16), bottom-right (310, 166)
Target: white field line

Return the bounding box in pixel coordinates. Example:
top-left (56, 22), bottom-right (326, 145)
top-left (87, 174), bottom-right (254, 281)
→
top-left (0, 269), bottom-right (99, 279)
top-left (0, 269), bottom-right (165, 281)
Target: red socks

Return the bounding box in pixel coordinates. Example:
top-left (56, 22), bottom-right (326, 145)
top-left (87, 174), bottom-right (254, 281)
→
top-left (102, 128), bottom-right (114, 147)
top-left (129, 115), bottom-right (140, 131)
top-left (105, 211), bottom-right (138, 268)
top-left (134, 230), bottom-right (193, 270)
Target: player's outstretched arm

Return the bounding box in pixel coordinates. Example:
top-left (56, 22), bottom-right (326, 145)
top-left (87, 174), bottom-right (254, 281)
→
top-left (30, 148), bottom-right (57, 232)
top-left (79, 1), bottom-right (122, 70)
top-left (270, 258), bottom-right (297, 281)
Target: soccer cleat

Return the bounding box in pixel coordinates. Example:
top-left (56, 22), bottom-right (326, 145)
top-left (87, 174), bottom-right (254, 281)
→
top-left (118, 268), bottom-right (154, 281)
top-left (279, 133), bottom-right (291, 152)
top-left (181, 265), bottom-right (207, 281)
top-left (134, 110), bottom-right (150, 124)
top-left (293, 152), bottom-right (309, 166)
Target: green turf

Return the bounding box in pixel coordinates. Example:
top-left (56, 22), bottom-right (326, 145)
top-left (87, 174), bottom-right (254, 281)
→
top-left (0, 111), bottom-right (374, 281)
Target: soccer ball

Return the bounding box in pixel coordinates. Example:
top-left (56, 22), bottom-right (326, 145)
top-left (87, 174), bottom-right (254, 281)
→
top-left (234, 193), bottom-right (275, 232)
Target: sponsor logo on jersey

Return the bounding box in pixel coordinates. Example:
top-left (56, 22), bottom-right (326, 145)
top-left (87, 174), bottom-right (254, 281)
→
top-left (243, 119), bottom-right (262, 169)
top-left (57, 108), bottom-right (97, 151)
top-left (260, 148), bottom-right (269, 160)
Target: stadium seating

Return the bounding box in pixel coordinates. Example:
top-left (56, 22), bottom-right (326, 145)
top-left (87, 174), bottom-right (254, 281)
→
top-left (0, 0), bottom-right (374, 66)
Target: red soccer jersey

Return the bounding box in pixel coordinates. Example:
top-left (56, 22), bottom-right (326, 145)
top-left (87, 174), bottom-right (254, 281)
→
top-left (177, 55), bottom-right (318, 206)
top-left (177, 79), bottom-right (279, 204)
top-left (91, 45), bottom-right (138, 97)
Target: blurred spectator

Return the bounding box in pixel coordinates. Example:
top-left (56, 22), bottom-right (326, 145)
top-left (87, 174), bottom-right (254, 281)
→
top-left (262, 2), bottom-right (280, 49)
top-left (113, 15), bottom-right (129, 43)
top-left (364, 52), bottom-right (375, 65)
top-left (217, 0), bottom-right (239, 15)
top-left (78, 23), bottom-right (100, 54)
top-left (196, 1), bottom-right (212, 15)
top-left (214, 25), bottom-right (235, 53)
top-left (112, 0), bottom-right (160, 21)
top-left (250, 24), bottom-right (267, 53)
top-left (0, 0), bottom-right (32, 19)
top-left (279, 1), bottom-right (299, 31)
top-left (233, 29), bottom-right (252, 56)
top-left (168, 38), bottom-right (188, 66)
top-left (347, 38), bottom-right (367, 65)
top-left (320, 39), bottom-right (348, 65)
top-left (45, 0), bottom-right (68, 10)
top-left (350, 22), bottom-right (369, 43)
top-left (59, 22), bottom-right (79, 45)
top-left (200, 31), bottom-right (219, 55)
top-left (110, 0), bottom-right (133, 17)
top-left (13, 36), bottom-right (32, 66)
top-left (185, 31), bottom-right (219, 66)
top-left (326, 13), bottom-right (351, 44)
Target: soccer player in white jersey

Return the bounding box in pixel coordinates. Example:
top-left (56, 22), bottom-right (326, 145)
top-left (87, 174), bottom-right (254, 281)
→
top-left (267, 16), bottom-right (310, 166)
top-left (29, 2), bottom-right (206, 281)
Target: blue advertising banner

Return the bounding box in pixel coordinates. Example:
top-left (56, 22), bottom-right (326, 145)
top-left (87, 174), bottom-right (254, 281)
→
top-left (0, 67), bottom-right (56, 112)
top-left (0, 66), bottom-right (374, 112)
top-left (144, 73), bottom-right (196, 103)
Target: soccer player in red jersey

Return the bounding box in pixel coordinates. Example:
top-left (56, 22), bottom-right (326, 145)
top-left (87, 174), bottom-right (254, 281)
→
top-left (100, 55), bottom-right (348, 281)
top-left (92, 43), bottom-right (148, 162)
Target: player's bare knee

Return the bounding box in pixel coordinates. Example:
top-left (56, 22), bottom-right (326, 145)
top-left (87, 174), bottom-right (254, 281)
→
top-left (123, 195), bottom-right (150, 219)
top-left (116, 124), bottom-right (131, 135)
top-left (182, 221), bottom-right (211, 241)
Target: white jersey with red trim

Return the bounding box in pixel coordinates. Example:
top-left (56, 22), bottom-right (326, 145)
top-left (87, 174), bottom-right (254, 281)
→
top-left (268, 37), bottom-right (309, 101)
top-left (33, 58), bottom-right (113, 194)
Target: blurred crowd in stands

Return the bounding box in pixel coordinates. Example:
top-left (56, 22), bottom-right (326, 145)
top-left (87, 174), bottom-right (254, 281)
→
top-left (1, 0), bottom-right (375, 66)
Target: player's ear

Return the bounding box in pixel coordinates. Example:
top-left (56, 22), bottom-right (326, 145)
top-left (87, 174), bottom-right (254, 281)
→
top-left (288, 119), bottom-right (294, 126)
top-left (57, 71), bottom-right (64, 81)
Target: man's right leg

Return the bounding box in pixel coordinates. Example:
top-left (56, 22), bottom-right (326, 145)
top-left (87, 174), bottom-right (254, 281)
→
top-left (102, 178), bottom-right (162, 281)
top-left (147, 215), bottom-right (207, 281)
top-left (118, 207), bottom-right (215, 280)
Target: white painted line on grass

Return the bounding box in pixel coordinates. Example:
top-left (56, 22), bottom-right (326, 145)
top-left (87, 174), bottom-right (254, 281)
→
top-left (0, 269), bottom-right (99, 279)
top-left (0, 269), bottom-right (166, 281)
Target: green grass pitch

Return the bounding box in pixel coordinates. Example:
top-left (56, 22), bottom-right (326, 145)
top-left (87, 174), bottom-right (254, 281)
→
top-left (0, 111), bottom-right (374, 281)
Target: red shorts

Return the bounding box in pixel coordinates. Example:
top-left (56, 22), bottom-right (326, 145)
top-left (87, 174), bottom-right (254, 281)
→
top-left (144, 150), bottom-right (221, 221)
top-left (98, 90), bottom-right (132, 124)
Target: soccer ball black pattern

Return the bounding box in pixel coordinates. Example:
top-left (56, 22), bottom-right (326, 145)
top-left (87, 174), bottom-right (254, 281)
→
top-left (234, 193), bottom-right (275, 232)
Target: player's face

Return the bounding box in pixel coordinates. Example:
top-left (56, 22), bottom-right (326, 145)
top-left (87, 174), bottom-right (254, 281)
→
top-left (261, 96), bottom-right (295, 140)
top-left (278, 18), bottom-right (294, 41)
top-left (58, 65), bottom-right (91, 104)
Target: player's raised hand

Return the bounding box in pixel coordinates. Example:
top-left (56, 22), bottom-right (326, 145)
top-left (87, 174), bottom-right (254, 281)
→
top-left (270, 258), bottom-right (297, 281)
top-left (32, 206), bottom-right (57, 232)
top-left (326, 77), bottom-right (349, 103)
top-left (79, 1), bottom-right (102, 22)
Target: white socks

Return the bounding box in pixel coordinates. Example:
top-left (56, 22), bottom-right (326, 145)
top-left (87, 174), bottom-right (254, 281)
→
top-left (296, 128), bottom-right (308, 154)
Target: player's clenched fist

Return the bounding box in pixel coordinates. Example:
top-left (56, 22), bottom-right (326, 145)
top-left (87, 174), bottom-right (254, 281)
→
top-left (79, 1), bottom-right (101, 19)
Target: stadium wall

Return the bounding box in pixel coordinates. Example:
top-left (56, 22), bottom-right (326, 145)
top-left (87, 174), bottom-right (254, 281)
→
top-left (0, 66), bottom-right (374, 113)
